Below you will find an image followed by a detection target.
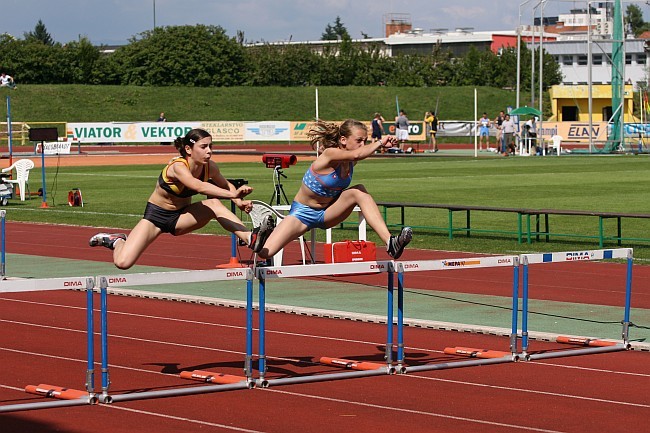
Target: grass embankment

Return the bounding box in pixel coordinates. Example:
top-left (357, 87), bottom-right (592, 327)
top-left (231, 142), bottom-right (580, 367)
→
top-left (2, 85), bottom-right (520, 125)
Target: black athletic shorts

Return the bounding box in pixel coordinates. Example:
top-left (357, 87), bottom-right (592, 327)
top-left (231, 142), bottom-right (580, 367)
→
top-left (143, 202), bottom-right (184, 235)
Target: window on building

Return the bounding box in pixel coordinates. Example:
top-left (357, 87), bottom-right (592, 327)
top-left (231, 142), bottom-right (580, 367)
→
top-left (592, 54), bottom-right (603, 65)
top-left (625, 54), bottom-right (632, 64)
top-left (577, 55), bottom-right (588, 66)
top-left (562, 55), bottom-right (573, 66)
top-left (562, 106), bottom-right (578, 121)
top-left (603, 106), bottom-right (613, 121)
top-left (637, 54), bottom-right (646, 65)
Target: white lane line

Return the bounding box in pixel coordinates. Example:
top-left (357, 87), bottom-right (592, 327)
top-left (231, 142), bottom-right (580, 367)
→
top-left (263, 388), bottom-right (568, 433)
top-left (401, 374), bottom-right (650, 408)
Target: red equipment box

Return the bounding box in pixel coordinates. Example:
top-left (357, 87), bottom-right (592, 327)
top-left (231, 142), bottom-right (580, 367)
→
top-left (324, 240), bottom-right (376, 263)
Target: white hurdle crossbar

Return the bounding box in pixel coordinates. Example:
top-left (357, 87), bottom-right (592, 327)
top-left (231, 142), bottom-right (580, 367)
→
top-left (95, 268), bottom-right (254, 403)
top-left (520, 248), bottom-right (633, 360)
top-left (396, 255), bottom-right (520, 373)
top-left (256, 261), bottom-right (395, 387)
top-left (0, 276), bottom-right (97, 413)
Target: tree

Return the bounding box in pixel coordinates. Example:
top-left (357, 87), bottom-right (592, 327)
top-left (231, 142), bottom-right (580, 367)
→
top-left (625, 4), bottom-right (650, 37)
top-left (24, 19), bottom-right (55, 46)
top-left (321, 16), bottom-right (350, 41)
top-left (108, 25), bottom-right (248, 86)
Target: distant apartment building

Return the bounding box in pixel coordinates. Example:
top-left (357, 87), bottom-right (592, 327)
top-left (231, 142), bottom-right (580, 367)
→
top-left (532, 4), bottom-right (648, 86)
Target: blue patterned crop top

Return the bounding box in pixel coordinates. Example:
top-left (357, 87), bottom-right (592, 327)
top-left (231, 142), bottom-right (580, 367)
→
top-left (302, 163), bottom-right (353, 198)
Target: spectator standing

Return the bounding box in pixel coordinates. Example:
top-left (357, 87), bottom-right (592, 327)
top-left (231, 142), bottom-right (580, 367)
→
top-left (424, 111), bottom-right (441, 153)
top-left (395, 110), bottom-right (409, 150)
top-left (501, 114), bottom-right (517, 156)
top-left (478, 112), bottom-right (491, 151)
top-left (494, 110), bottom-right (505, 153)
top-left (157, 112), bottom-right (170, 145)
top-left (0, 73), bottom-right (16, 89)
top-left (371, 112), bottom-right (384, 145)
top-left (525, 117), bottom-right (537, 154)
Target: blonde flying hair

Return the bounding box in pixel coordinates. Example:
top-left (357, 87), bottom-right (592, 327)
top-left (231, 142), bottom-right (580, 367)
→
top-left (308, 119), bottom-right (367, 153)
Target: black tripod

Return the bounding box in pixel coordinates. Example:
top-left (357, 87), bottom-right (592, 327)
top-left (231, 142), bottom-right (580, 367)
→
top-left (270, 165), bottom-right (290, 206)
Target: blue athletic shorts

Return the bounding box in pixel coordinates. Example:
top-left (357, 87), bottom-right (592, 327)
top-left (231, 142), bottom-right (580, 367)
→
top-left (289, 201), bottom-right (327, 230)
top-left (480, 126), bottom-right (490, 136)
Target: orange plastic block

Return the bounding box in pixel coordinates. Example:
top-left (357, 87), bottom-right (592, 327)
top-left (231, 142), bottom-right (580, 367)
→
top-left (319, 357), bottom-right (385, 371)
top-left (444, 346), bottom-right (510, 359)
top-left (25, 384), bottom-right (87, 400)
top-left (556, 336), bottom-right (617, 347)
top-left (179, 370), bottom-right (246, 384)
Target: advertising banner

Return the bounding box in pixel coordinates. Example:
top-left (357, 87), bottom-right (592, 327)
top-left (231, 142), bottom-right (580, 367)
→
top-left (383, 121), bottom-right (426, 141)
top-left (36, 141), bottom-right (73, 154)
top-left (67, 122), bottom-right (200, 143)
top-left (290, 121), bottom-right (317, 142)
top-left (244, 121), bottom-right (291, 141)
top-left (538, 122), bottom-right (608, 142)
top-left (200, 121), bottom-right (245, 142)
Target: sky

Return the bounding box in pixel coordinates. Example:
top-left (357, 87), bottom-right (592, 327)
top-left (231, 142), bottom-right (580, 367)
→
top-left (1, 0), bottom-right (649, 46)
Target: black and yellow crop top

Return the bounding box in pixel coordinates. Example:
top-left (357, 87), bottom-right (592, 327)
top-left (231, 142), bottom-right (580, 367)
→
top-left (157, 156), bottom-right (209, 198)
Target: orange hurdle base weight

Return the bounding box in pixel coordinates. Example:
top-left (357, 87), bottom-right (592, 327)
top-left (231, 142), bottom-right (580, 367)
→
top-left (25, 384), bottom-right (88, 400)
top-left (555, 336), bottom-right (617, 347)
top-left (444, 347), bottom-right (511, 359)
top-left (180, 370), bottom-right (247, 384)
top-left (320, 357), bottom-right (385, 371)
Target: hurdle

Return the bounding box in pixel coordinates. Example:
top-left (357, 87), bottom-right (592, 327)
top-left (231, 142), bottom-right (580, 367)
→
top-left (0, 276), bottom-right (97, 413)
top-left (395, 255), bottom-right (520, 374)
top-left (255, 261), bottom-right (396, 387)
top-left (520, 248), bottom-right (632, 361)
top-left (94, 268), bottom-right (255, 403)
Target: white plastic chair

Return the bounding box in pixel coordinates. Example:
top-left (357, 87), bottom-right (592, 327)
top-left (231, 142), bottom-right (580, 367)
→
top-left (249, 200), bottom-right (308, 266)
top-left (1, 159), bottom-right (34, 201)
top-left (550, 135), bottom-right (562, 156)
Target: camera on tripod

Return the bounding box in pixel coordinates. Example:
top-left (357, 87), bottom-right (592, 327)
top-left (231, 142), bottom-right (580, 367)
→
top-left (262, 154), bottom-right (297, 205)
top-left (262, 153), bottom-right (297, 169)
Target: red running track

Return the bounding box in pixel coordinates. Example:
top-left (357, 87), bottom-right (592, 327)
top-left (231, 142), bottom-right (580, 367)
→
top-left (0, 289), bottom-right (648, 433)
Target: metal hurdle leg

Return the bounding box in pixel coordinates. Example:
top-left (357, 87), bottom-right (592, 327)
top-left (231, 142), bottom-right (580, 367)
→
top-left (396, 266), bottom-right (405, 372)
top-left (521, 256), bottom-right (529, 358)
top-left (622, 251), bottom-right (633, 345)
top-left (245, 275), bottom-right (254, 385)
top-left (385, 266), bottom-right (394, 368)
top-left (510, 257), bottom-right (520, 357)
top-left (85, 278), bottom-right (96, 395)
top-left (257, 272), bottom-right (268, 386)
top-left (99, 277), bottom-right (111, 403)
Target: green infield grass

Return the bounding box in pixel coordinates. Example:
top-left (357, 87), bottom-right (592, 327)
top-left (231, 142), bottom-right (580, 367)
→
top-left (4, 154), bottom-right (649, 262)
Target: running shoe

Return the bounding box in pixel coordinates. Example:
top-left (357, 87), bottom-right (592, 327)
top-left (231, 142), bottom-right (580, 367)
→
top-left (249, 215), bottom-right (275, 253)
top-left (386, 227), bottom-right (412, 260)
top-left (89, 233), bottom-right (127, 250)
